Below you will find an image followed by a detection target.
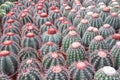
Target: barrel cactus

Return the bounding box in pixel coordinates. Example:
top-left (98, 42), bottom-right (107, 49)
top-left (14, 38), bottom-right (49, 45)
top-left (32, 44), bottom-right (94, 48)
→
top-left (94, 66), bottom-right (120, 80)
top-left (69, 61), bottom-right (95, 80)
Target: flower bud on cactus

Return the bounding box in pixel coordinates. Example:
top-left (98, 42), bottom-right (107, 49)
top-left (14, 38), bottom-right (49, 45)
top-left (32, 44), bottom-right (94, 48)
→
top-left (0, 50), bottom-right (18, 76)
top-left (110, 42), bottom-right (120, 69)
top-left (41, 28), bottom-right (62, 45)
top-left (66, 42), bottom-right (86, 67)
top-left (69, 61), bottom-right (95, 80)
top-left (77, 7), bottom-right (86, 18)
top-left (18, 47), bottom-right (38, 62)
top-left (73, 14), bottom-right (82, 27)
top-left (89, 50), bottom-right (114, 71)
top-left (89, 13), bottom-right (103, 29)
top-left (42, 52), bottom-right (65, 70)
top-left (104, 12), bottom-right (120, 30)
top-left (17, 68), bottom-right (43, 80)
top-left (82, 27), bottom-right (99, 47)
top-left (76, 19), bottom-right (90, 38)
top-left (61, 31), bottom-right (82, 53)
top-left (94, 66), bottom-right (120, 80)
top-left (0, 74), bottom-right (11, 80)
top-left (45, 65), bottom-right (70, 80)
top-left (21, 32), bottom-right (41, 50)
top-left (63, 6), bottom-right (71, 17)
top-left (99, 24), bottom-right (115, 38)
top-left (89, 35), bottom-right (109, 53)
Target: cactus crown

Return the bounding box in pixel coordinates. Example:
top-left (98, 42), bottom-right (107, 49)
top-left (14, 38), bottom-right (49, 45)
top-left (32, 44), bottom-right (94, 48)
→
top-left (112, 34), bottom-right (120, 40)
top-left (2, 40), bottom-right (13, 46)
top-left (26, 32), bottom-right (35, 37)
top-left (92, 13), bottom-right (99, 18)
top-left (68, 31), bottom-right (77, 36)
top-left (40, 13), bottom-right (48, 17)
top-left (45, 21), bottom-right (52, 26)
top-left (87, 27), bottom-right (98, 32)
top-left (47, 28), bottom-right (57, 34)
top-left (51, 52), bottom-right (58, 58)
top-left (94, 35), bottom-right (104, 41)
top-left (81, 19), bottom-right (89, 24)
top-left (71, 42), bottom-right (81, 49)
top-left (6, 32), bottom-right (14, 36)
top-left (111, 12), bottom-right (118, 17)
top-left (7, 19), bottom-right (14, 23)
top-left (103, 24), bottom-right (111, 28)
top-left (0, 51), bottom-right (10, 56)
top-left (75, 61), bottom-right (87, 70)
top-left (52, 66), bottom-right (62, 73)
top-left (98, 51), bottom-right (107, 58)
top-left (116, 41), bottom-right (120, 46)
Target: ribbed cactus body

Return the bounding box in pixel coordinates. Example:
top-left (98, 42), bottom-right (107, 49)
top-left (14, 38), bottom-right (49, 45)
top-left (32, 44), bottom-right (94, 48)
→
top-left (15, 3), bottom-right (25, 13)
top-left (45, 66), bottom-right (70, 80)
top-left (77, 7), bottom-right (86, 18)
top-left (82, 27), bottom-right (99, 47)
top-left (94, 66), bottom-right (120, 80)
top-left (42, 52), bottom-right (65, 69)
top-left (0, 74), bottom-right (11, 80)
top-left (0, 4), bottom-right (11, 13)
top-left (18, 47), bottom-right (38, 62)
top-left (66, 42), bottom-right (86, 67)
top-left (110, 42), bottom-right (120, 69)
top-left (90, 50), bottom-right (114, 71)
top-left (69, 61), bottom-right (95, 80)
top-left (99, 24), bottom-right (115, 38)
top-left (63, 6), bottom-right (71, 17)
top-left (73, 15), bottom-right (82, 27)
top-left (0, 51), bottom-right (18, 76)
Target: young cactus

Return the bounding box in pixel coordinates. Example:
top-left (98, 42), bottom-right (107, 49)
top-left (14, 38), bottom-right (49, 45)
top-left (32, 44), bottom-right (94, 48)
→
top-left (69, 61), bottom-right (95, 80)
top-left (94, 66), bottom-right (120, 80)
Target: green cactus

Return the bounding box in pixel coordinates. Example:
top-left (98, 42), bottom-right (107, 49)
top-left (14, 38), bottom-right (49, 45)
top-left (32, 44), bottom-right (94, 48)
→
top-left (77, 7), bottom-right (86, 18)
top-left (73, 14), bottom-right (82, 27)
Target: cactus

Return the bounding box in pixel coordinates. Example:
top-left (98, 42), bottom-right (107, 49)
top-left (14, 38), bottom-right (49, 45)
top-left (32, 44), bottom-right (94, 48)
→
top-left (61, 31), bottom-right (82, 53)
top-left (19, 58), bottom-right (43, 72)
top-left (83, 0), bottom-right (95, 7)
top-left (45, 65), bottom-right (70, 80)
top-left (77, 7), bottom-right (86, 18)
top-left (84, 11), bottom-right (93, 20)
top-left (89, 35), bottom-right (109, 53)
top-left (15, 3), bottom-right (25, 13)
top-left (0, 50), bottom-right (18, 76)
top-left (82, 27), bottom-right (99, 47)
top-left (86, 5), bottom-right (99, 13)
top-left (0, 4), bottom-right (11, 13)
top-left (104, 12), bottom-right (120, 30)
top-left (18, 47), bottom-right (38, 62)
top-left (89, 50), bottom-right (114, 71)
top-left (110, 42), bottom-right (120, 69)
top-left (0, 40), bottom-right (20, 55)
top-left (89, 13), bottom-right (103, 29)
top-left (99, 24), bottom-right (115, 39)
top-left (60, 3), bottom-right (67, 14)
top-left (21, 32), bottom-right (41, 50)
top-left (76, 19), bottom-right (90, 38)
top-left (42, 52), bottom-right (65, 70)
top-left (66, 42), bottom-right (86, 67)
top-left (0, 74), bottom-right (11, 80)
top-left (73, 14), bottom-right (82, 27)
top-left (94, 66), bottom-right (120, 80)
top-left (17, 68), bottom-right (43, 80)
top-left (69, 61), bottom-right (95, 80)
top-left (41, 28), bottom-right (62, 45)
top-left (63, 6), bottom-right (71, 17)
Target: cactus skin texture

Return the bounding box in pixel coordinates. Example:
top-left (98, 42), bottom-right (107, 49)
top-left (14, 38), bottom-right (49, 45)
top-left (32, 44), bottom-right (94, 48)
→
top-left (82, 27), bottom-right (99, 47)
top-left (110, 42), bottom-right (120, 69)
top-left (0, 74), bottom-right (11, 80)
top-left (94, 66), bottom-right (120, 80)
top-left (45, 65), bottom-right (70, 80)
top-left (77, 7), bottom-right (86, 18)
top-left (73, 14), bottom-right (82, 27)
top-left (42, 52), bottom-right (65, 70)
top-left (17, 68), bottom-right (43, 80)
top-left (89, 35), bottom-right (109, 53)
top-left (66, 42), bottom-right (86, 67)
top-left (69, 61), bottom-right (95, 80)
top-left (89, 50), bottom-right (114, 71)
top-left (0, 50), bottom-right (18, 76)
top-left (18, 47), bottom-right (38, 62)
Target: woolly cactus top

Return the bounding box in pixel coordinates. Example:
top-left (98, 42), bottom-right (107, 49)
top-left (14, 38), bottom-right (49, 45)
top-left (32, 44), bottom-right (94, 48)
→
top-left (20, 12), bottom-right (27, 18)
top-left (116, 41), bottom-right (120, 46)
top-left (6, 12), bottom-right (15, 17)
top-left (76, 14), bottom-right (82, 18)
top-left (40, 13), bottom-right (48, 17)
top-left (26, 32), bottom-right (35, 37)
top-left (8, 26), bottom-right (13, 29)
top-left (53, 9), bottom-right (60, 13)
top-left (70, 9), bottom-right (77, 13)
top-left (51, 52), bottom-right (58, 58)
top-left (102, 7), bottom-right (110, 12)
top-left (111, 12), bottom-right (118, 17)
top-left (65, 6), bottom-right (71, 10)
top-left (0, 51), bottom-right (10, 56)
top-left (87, 27), bottom-right (98, 32)
top-left (58, 17), bottom-right (66, 21)
top-left (47, 28), bottom-right (57, 34)
top-left (112, 33), bottom-right (120, 40)
top-left (92, 13), bottom-right (99, 18)
top-left (63, 21), bottom-right (70, 24)
top-left (94, 35), bottom-right (104, 41)
top-left (52, 66), bottom-right (62, 73)
top-left (80, 7), bottom-right (86, 11)
top-left (103, 66), bottom-right (118, 76)
top-left (103, 24), bottom-right (111, 28)
top-left (86, 12), bottom-right (93, 16)
top-left (6, 32), bottom-right (14, 36)
top-left (68, 26), bottom-right (75, 30)
top-left (26, 59), bottom-right (32, 64)
top-left (68, 31), bottom-right (77, 36)
top-left (37, 6), bottom-right (43, 10)
top-left (2, 40), bottom-right (13, 46)
top-left (50, 6), bottom-right (56, 11)
top-left (98, 51), bottom-right (107, 58)
top-left (7, 19), bottom-right (14, 23)
top-left (75, 61), bottom-right (87, 70)
top-left (81, 19), bottom-right (89, 24)
top-left (45, 21), bottom-right (52, 26)
top-left (27, 25), bottom-right (34, 30)
top-left (71, 42), bottom-right (81, 49)
top-left (46, 41), bottom-right (54, 46)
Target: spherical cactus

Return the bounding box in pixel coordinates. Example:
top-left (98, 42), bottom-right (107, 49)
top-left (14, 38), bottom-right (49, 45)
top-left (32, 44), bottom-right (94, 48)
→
top-left (41, 28), bottom-right (62, 45)
top-left (73, 14), bottom-right (82, 27)
top-left (19, 58), bottom-right (43, 72)
top-left (21, 32), bottom-right (41, 50)
top-left (104, 12), bottom-right (120, 30)
top-left (82, 27), bottom-right (99, 47)
top-left (0, 40), bottom-right (20, 55)
top-left (94, 66), bottom-right (120, 80)
top-left (40, 21), bottom-right (56, 34)
top-left (89, 50), bottom-right (114, 71)
top-left (66, 42), bottom-right (86, 67)
top-left (18, 47), bottom-right (38, 62)
top-left (61, 31), bottom-right (82, 53)
top-left (17, 68), bottom-right (43, 80)
top-left (0, 50), bottom-right (18, 76)
top-left (89, 35), bottom-right (109, 53)
top-left (110, 42), bottom-right (120, 69)
top-left (42, 52), bottom-right (65, 70)
top-left (76, 19), bottom-right (90, 38)
top-left (45, 65), bottom-right (70, 80)
top-left (0, 74), bottom-right (11, 80)
top-left (77, 7), bottom-right (86, 18)
top-left (100, 7), bottom-right (110, 22)
top-left (99, 24), bottom-right (115, 39)
top-left (69, 61), bottom-right (95, 80)
top-left (89, 13), bottom-right (103, 29)
top-left (106, 33), bottom-right (120, 49)
top-left (63, 6), bottom-right (71, 17)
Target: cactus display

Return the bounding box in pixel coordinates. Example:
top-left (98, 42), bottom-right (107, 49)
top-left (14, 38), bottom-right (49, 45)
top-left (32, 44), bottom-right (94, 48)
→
top-left (69, 61), bottom-right (95, 80)
top-left (66, 42), bottom-right (86, 67)
top-left (42, 52), bottom-right (65, 69)
top-left (94, 66), bottom-right (120, 80)
top-left (45, 65), bottom-right (70, 80)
